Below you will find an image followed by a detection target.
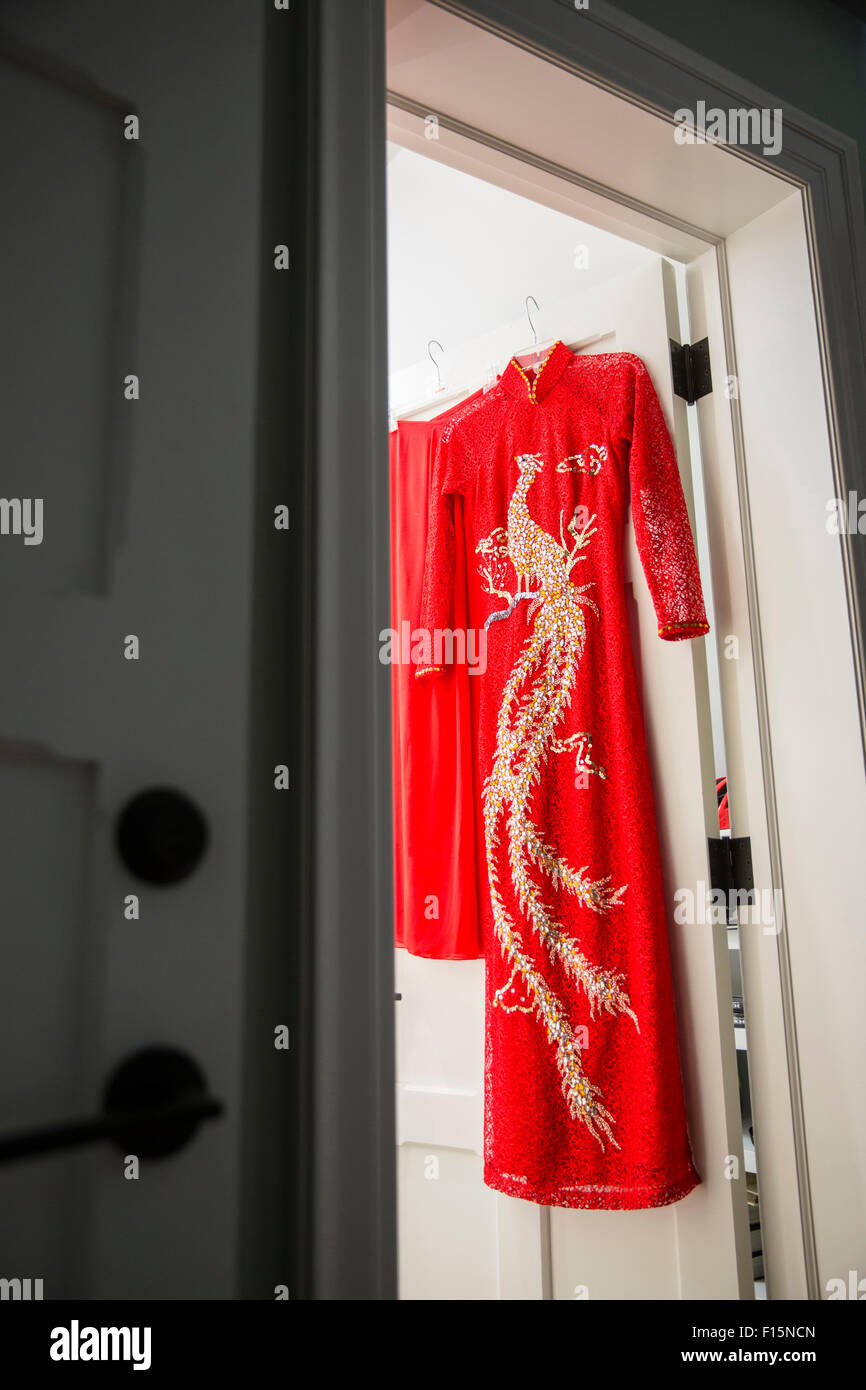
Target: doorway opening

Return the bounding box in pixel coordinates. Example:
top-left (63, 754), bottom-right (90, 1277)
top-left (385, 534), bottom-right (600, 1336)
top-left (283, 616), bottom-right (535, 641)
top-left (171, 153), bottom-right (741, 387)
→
top-left (384, 0), bottom-right (844, 1301)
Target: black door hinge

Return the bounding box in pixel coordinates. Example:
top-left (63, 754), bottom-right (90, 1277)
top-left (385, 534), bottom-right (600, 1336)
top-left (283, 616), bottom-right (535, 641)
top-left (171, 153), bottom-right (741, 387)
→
top-left (670, 337), bottom-right (712, 404)
top-left (707, 836), bottom-right (754, 924)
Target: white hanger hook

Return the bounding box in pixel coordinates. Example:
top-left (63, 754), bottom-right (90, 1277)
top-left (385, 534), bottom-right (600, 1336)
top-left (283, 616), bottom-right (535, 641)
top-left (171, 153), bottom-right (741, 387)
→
top-left (427, 339), bottom-right (445, 392)
top-left (525, 296), bottom-right (540, 346)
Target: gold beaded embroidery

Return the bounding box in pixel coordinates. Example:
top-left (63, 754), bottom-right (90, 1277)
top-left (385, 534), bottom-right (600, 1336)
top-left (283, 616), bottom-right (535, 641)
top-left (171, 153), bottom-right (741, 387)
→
top-left (658, 619), bottom-right (709, 637)
top-left (508, 341), bottom-right (563, 405)
top-left (556, 443), bottom-right (608, 476)
top-left (476, 451), bottom-right (639, 1150)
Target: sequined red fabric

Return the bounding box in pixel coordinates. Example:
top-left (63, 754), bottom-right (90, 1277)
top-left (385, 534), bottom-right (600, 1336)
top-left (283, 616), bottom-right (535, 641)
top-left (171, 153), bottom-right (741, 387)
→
top-left (416, 342), bottom-right (707, 1209)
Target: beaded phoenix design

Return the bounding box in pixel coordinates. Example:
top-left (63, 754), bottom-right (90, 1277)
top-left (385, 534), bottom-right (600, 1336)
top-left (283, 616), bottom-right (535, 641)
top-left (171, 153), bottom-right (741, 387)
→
top-left (476, 449), bottom-right (640, 1150)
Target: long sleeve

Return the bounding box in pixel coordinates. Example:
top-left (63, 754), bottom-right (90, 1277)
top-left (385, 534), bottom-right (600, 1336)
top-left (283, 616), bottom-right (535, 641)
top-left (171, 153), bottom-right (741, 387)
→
top-left (617, 355), bottom-right (709, 641)
top-left (415, 416), bottom-right (468, 680)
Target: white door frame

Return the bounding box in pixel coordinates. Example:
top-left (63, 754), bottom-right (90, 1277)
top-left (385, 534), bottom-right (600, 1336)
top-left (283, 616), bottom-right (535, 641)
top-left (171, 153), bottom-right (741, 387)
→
top-left (383, 87), bottom-right (827, 1297)
top-left (312, 0), bottom-right (866, 1297)
top-left (384, 0), bottom-right (866, 1301)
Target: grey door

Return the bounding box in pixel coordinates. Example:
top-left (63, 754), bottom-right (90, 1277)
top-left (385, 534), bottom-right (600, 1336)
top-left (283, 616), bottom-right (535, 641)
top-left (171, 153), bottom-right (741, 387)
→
top-left (0, 0), bottom-right (268, 1299)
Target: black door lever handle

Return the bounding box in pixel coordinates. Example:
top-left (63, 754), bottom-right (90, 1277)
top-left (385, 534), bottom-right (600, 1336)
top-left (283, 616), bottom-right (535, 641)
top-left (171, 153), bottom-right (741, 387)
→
top-left (0, 1047), bottom-right (224, 1164)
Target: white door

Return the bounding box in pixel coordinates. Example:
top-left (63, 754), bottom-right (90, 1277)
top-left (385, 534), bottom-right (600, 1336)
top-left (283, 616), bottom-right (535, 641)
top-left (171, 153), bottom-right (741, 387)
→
top-left (0, 0), bottom-right (262, 1298)
top-left (396, 259), bottom-right (753, 1299)
top-left (687, 195), bottom-right (866, 1299)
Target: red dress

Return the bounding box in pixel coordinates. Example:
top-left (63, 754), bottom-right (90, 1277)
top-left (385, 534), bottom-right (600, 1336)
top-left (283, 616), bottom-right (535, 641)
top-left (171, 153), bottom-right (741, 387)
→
top-left (417, 341), bottom-right (708, 1210)
top-left (390, 404), bottom-right (484, 958)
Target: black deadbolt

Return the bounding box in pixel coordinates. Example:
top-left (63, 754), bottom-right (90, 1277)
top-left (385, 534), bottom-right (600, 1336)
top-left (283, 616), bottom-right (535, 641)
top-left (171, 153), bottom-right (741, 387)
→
top-left (115, 786), bottom-right (209, 884)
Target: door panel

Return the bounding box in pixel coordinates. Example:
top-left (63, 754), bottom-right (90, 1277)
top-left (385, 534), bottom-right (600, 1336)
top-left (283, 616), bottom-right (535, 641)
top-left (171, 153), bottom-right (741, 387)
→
top-left (0, 51), bottom-right (125, 597)
top-left (684, 243), bottom-right (809, 1299)
top-left (720, 193), bottom-right (866, 1296)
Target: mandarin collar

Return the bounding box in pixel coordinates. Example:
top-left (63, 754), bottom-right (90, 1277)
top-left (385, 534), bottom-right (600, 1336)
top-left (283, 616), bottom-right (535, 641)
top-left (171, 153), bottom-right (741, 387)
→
top-left (499, 339), bottom-right (572, 404)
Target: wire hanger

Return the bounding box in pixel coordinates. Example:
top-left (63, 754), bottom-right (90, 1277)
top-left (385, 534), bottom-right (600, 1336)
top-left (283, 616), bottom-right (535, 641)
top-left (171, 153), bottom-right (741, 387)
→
top-left (525, 297), bottom-right (542, 366)
top-left (389, 314), bottom-right (607, 429)
top-left (391, 337), bottom-right (487, 425)
top-left (427, 339), bottom-right (446, 395)
top-left (510, 296), bottom-right (560, 374)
